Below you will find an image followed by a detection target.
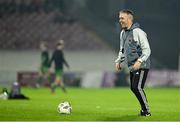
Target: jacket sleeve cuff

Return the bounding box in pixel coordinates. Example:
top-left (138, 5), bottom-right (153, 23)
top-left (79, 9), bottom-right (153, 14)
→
top-left (137, 58), bottom-right (143, 63)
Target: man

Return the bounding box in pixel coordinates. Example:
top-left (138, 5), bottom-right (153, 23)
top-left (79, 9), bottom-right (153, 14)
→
top-left (115, 9), bottom-right (151, 116)
top-left (37, 42), bottom-right (50, 87)
top-left (0, 82), bottom-right (29, 100)
top-left (49, 40), bottom-right (69, 93)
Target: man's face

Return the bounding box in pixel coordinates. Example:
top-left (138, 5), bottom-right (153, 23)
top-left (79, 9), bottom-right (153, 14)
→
top-left (119, 13), bottom-right (129, 29)
top-left (40, 43), bottom-right (46, 51)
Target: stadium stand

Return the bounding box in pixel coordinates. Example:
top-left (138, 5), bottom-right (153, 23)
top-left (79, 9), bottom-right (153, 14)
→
top-left (0, 0), bottom-right (111, 51)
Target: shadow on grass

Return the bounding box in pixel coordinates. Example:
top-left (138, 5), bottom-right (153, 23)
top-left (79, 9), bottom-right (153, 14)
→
top-left (101, 114), bottom-right (140, 121)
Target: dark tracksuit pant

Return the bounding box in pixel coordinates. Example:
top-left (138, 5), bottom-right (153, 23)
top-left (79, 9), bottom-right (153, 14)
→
top-left (130, 69), bottom-right (150, 112)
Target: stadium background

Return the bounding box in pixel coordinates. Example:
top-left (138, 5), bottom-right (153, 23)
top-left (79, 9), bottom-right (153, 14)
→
top-left (0, 0), bottom-right (180, 121)
top-left (0, 0), bottom-right (180, 88)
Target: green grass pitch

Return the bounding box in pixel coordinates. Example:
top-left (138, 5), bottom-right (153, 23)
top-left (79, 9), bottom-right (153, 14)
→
top-left (0, 87), bottom-right (180, 121)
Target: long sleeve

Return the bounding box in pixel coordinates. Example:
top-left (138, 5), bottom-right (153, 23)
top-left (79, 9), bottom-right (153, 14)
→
top-left (137, 29), bottom-right (151, 62)
top-left (115, 31), bottom-right (125, 64)
top-left (62, 52), bottom-right (69, 68)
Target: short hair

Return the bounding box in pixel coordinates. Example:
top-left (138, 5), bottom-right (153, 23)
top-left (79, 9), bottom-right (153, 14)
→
top-left (57, 40), bottom-right (64, 46)
top-left (119, 9), bottom-right (134, 21)
top-left (40, 41), bottom-right (47, 47)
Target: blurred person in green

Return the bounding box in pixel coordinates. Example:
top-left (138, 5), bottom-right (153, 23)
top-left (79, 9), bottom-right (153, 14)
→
top-left (37, 42), bottom-right (51, 87)
top-left (49, 40), bottom-right (69, 93)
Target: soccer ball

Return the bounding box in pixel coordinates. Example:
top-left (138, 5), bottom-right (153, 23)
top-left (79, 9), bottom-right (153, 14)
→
top-left (57, 101), bottom-right (72, 114)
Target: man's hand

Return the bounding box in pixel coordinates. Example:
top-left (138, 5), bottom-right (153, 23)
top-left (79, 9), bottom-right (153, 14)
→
top-left (132, 60), bottom-right (142, 71)
top-left (115, 63), bottom-right (122, 71)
